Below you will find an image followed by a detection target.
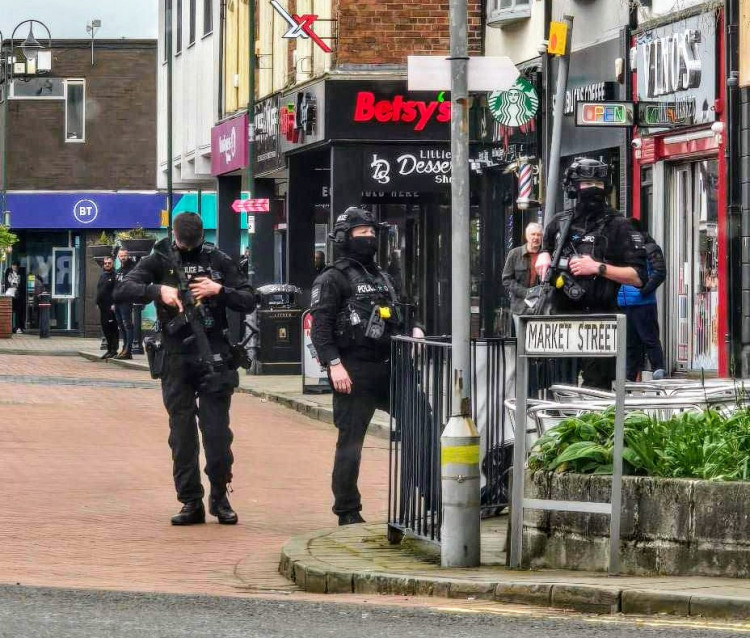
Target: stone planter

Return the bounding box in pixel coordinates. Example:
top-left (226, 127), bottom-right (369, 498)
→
top-left (523, 471), bottom-right (750, 578)
top-left (88, 244), bottom-right (115, 259)
top-left (118, 238), bottom-right (155, 256)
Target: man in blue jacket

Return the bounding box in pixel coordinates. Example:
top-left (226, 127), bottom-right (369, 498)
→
top-left (617, 220), bottom-right (666, 381)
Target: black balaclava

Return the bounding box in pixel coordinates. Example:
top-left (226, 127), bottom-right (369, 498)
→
top-left (344, 232), bottom-right (377, 263)
top-left (576, 184), bottom-right (607, 218)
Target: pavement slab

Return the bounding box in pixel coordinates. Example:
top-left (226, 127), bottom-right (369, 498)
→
top-left (0, 353), bottom-right (389, 598)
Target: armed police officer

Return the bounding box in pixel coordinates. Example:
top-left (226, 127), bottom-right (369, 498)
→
top-left (534, 158), bottom-right (648, 389)
top-left (310, 207), bottom-right (410, 526)
top-left (114, 213), bottom-right (256, 526)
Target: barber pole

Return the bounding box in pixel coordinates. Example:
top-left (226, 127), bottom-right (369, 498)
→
top-left (516, 161), bottom-right (533, 210)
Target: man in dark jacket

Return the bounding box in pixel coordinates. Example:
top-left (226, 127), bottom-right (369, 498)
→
top-left (502, 222), bottom-right (543, 318)
top-left (114, 213), bottom-right (256, 526)
top-left (95, 256), bottom-right (119, 359)
top-left (617, 220), bottom-right (667, 381)
top-left (113, 248), bottom-right (135, 360)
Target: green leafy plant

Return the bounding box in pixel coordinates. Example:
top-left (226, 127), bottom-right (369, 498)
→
top-left (116, 225), bottom-right (156, 241)
top-left (0, 225), bottom-right (18, 253)
top-left (528, 407), bottom-right (750, 482)
top-left (88, 231), bottom-right (115, 246)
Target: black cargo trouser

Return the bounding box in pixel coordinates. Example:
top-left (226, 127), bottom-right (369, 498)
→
top-left (331, 356), bottom-right (390, 515)
top-left (160, 351), bottom-right (240, 503)
top-left (98, 304), bottom-right (119, 353)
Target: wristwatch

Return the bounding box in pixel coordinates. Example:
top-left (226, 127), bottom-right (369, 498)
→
top-left (597, 263), bottom-right (607, 277)
top-left (328, 358), bottom-right (341, 367)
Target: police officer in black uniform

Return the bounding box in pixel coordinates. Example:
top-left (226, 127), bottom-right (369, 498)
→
top-left (310, 207), bottom-right (404, 526)
top-left (535, 158), bottom-right (648, 389)
top-left (114, 213), bottom-right (256, 526)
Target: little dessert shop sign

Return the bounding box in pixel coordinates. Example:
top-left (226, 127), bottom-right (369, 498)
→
top-left (364, 146), bottom-right (452, 191)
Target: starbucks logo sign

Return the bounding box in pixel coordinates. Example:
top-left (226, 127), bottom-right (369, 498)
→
top-left (488, 78), bottom-right (539, 128)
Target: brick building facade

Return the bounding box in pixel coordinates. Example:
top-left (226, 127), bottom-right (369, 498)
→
top-left (3, 40), bottom-right (156, 191)
top-left (336, 0), bottom-right (482, 65)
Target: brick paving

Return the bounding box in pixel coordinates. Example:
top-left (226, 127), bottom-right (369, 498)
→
top-left (0, 354), bottom-right (389, 597)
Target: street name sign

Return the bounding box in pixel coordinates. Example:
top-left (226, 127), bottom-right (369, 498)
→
top-left (232, 198), bottom-right (270, 213)
top-left (525, 318), bottom-right (618, 356)
top-left (511, 314), bottom-right (627, 576)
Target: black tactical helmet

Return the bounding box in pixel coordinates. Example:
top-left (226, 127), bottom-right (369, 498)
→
top-left (329, 207), bottom-right (385, 244)
top-left (563, 157), bottom-right (611, 199)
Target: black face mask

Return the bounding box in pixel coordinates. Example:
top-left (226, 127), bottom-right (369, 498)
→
top-left (346, 236), bottom-right (378, 262)
top-left (577, 186), bottom-right (606, 210)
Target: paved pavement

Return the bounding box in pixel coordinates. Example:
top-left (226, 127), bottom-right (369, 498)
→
top-left (0, 352), bottom-right (389, 597)
top-left (5, 336), bottom-right (750, 626)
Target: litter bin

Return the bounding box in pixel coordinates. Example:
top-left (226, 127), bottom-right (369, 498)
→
top-left (253, 284), bottom-right (302, 375)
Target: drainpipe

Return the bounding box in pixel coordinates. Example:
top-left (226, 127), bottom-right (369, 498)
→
top-left (218, 0), bottom-right (226, 121)
top-left (167, 0), bottom-right (174, 238)
top-left (725, 0), bottom-right (745, 375)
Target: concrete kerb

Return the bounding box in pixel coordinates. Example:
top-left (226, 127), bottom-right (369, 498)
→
top-left (279, 528), bottom-right (750, 620)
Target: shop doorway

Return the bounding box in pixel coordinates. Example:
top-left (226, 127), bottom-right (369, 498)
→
top-left (667, 159), bottom-right (719, 373)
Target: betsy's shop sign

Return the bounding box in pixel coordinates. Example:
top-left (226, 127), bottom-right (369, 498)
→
top-left (326, 80), bottom-right (452, 142)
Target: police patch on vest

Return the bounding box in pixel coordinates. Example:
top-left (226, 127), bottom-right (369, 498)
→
top-left (311, 285), bottom-right (321, 307)
top-left (630, 232), bottom-right (644, 248)
top-left (356, 283), bottom-right (378, 294)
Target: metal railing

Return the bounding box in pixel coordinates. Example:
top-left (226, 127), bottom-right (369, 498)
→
top-left (387, 336), bottom-right (516, 544)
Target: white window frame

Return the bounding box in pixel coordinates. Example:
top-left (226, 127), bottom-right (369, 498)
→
top-left (64, 79), bottom-right (86, 144)
top-left (8, 78), bottom-right (66, 100)
top-left (487, 0), bottom-right (531, 27)
top-left (51, 247), bottom-right (77, 300)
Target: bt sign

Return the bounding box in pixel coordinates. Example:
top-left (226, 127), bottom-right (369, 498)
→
top-left (73, 199), bottom-right (99, 224)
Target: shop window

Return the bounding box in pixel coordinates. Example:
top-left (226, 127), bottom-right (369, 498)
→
top-left (487, 0), bottom-right (531, 27)
top-left (65, 80), bottom-right (85, 143)
top-left (176, 0), bottom-right (183, 54)
top-left (189, 0), bottom-right (196, 45)
top-left (203, 0), bottom-right (213, 35)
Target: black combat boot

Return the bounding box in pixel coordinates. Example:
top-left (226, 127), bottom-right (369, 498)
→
top-left (171, 500), bottom-right (206, 526)
top-left (338, 511), bottom-right (365, 526)
top-left (209, 494), bottom-right (238, 525)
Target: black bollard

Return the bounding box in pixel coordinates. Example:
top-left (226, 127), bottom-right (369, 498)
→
top-left (38, 292), bottom-right (51, 339)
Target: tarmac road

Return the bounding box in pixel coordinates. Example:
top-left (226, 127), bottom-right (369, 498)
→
top-left (0, 586), bottom-right (747, 638)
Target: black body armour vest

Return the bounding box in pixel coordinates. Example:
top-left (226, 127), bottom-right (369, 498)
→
top-left (331, 260), bottom-right (400, 356)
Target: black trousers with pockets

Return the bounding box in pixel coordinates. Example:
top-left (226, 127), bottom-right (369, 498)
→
top-left (99, 304), bottom-right (119, 353)
top-left (331, 357), bottom-right (390, 515)
top-left (160, 352), bottom-right (239, 503)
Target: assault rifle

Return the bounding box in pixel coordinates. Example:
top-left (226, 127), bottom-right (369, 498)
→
top-left (526, 211), bottom-right (582, 316)
top-left (165, 245), bottom-right (256, 380)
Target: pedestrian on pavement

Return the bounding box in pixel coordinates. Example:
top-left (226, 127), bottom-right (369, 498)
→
top-left (502, 222), bottom-right (543, 321)
top-left (114, 213), bottom-right (256, 526)
top-left (314, 250), bottom-right (326, 274)
top-left (4, 262), bottom-right (23, 334)
top-left (113, 248), bottom-right (135, 360)
top-left (535, 157), bottom-right (648, 389)
top-left (617, 219), bottom-right (667, 381)
top-left (310, 207), bottom-right (419, 526)
top-left (95, 256), bottom-right (120, 359)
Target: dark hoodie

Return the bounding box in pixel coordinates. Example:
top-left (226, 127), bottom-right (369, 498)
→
top-left (95, 268), bottom-right (117, 307)
top-left (113, 238), bottom-right (256, 348)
